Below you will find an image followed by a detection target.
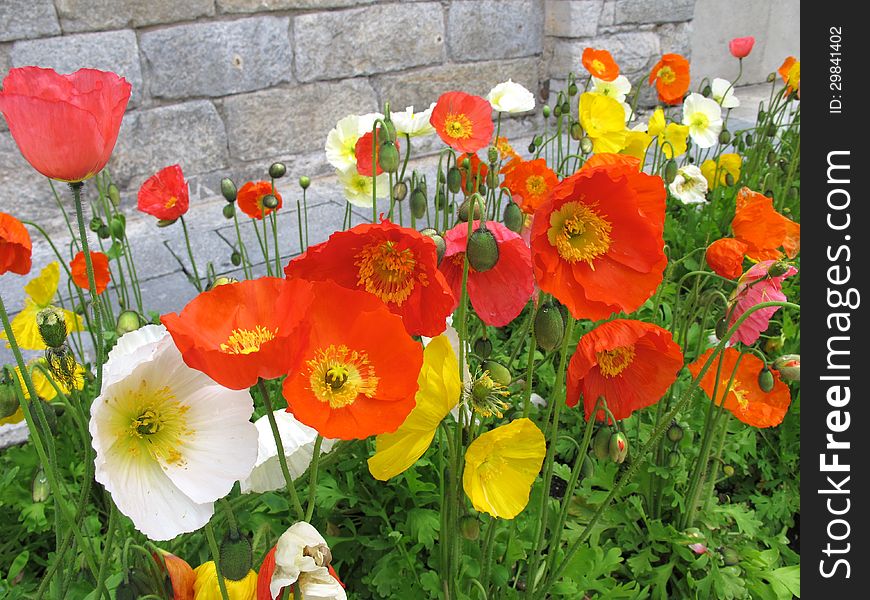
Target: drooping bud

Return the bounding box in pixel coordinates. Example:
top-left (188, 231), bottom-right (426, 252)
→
top-left (269, 162), bottom-right (287, 179)
top-left (580, 455), bottom-right (594, 479)
top-left (392, 180), bottom-right (408, 202)
top-left (110, 215), bottom-right (126, 240)
top-left (157, 218), bottom-right (178, 228)
top-left (534, 134), bottom-right (544, 147)
top-left (722, 547), bottom-right (740, 566)
top-left (528, 141), bottom-right (537, 153)
top-left (766, 72), bottom-right (776, 83)
top-left (466, 224), bottom-right (499, 272)
top-left (222, 203), bottom-right (236, 219)
top-left (542, 105), bottom-right (551, 118)
top-left (481, 360), bottom-right (511, 386)
top-left (460, 515), bottom-right (480, 540)
top-left (608, 431), bottom-right (629, 464)
top-left (89, 217), bottom-right (103, 232)
top-left (36, 306), bottom-right (68, 348)
top-left (560, 100), bottom-right (570, 115)
top-left (592, 427), bottom-right (611, 460)
top-left (420, 228), bottom-right (446, 264)
top-left (666, 450), bottom-right (680, 468)
top-left (262, 194), bottom-right (279, 210)
top-left (219, 530), bottom-right (253, 581)
top-left (434, 188), bottom-right (447, 210)
top-left (98, 225), bottom-right (111, 240)
top-left (457, 198), bottom-right (482, 222)
top-left (108, 183), bottom-right (122, 208)
top-left (473, 337), bottom-right (493, 359)
top-left (773, 354), bottom-right (800, 382)
top-left (568, 82), bottom-right (578, 97)
top-left (0, 381), bottom-right (18, 419)
top-left (715, 317), bottom-right (728, 340)
top-left (767, 260), bottom-right (790, 277)
top-left (667, 421), bottom-right (684, 442)
top-left (116, 310), bottom-right (143, 337)
top-left (503, 201), bottom-right (523, 233)
top-left (579, 136), bottom-right (593, 154)
top-left (231, 251), bottom-right (242, 266)
top-left (299, 175), bottom-right (311, 190)
top-left (534, 303), bottom-right (564, 351)
top-left (553, 104), bottom-right (562, 118)
top-left (32, 467), bottom-right (50, 503)
top-left (663, 159), bottom-right (678, 184)
top-left (379, 140), bottom-right (400, 173)
top-left (757, 365), bottom-right (775, 392)
top-left (410, 187), bottom-right (427, 219)
top-left (220, 178), bottom-right (237, 203)
top-left (723, 465), bottom-right (735, 477)
top-left (718, 129), bottom-right (731, 145)
top-left (724, 172), bottom-right (735, 187)
top-left (446, 167), bottom-right (462, 194)
top-left (701, 85), bottom-right (712, 97)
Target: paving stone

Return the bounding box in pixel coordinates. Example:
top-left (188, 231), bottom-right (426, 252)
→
top-left (141, 17), bottom-right (293, 100)
top-left (294, 2), bottom-right (444, 82)
top-left (448, 0), bottom-right (543, 61)
top-left (0, 0), bottom-right (60, 43)
top-left (55, 0), bottom-right (215, 33)
top-left (545, 1), bottom-right (603, 38)
top-left (614, 0), bottom-right (695, 24)
top-left (221, 78), bottom-right (378, 161)
top-left (11, 30), bottom-right (144, 106)
top-left (218, 0), bottom-right (376, 12)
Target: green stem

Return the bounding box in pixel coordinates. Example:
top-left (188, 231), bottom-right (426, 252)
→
top-left (71, 182), bottom-right (104, 392)
top-left (179, 215), bottom-right (203, 291)
top-left (305, 435), bottom-right (324, 522)
top-left (95, 502), bottom-right (118, 600)
top-left (205, 522), bottom-right (231, 600)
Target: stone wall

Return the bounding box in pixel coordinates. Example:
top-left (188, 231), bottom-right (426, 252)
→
top-left (1, 0), bottom-right (705, 233)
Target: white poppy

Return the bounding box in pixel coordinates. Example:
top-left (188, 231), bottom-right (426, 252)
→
top-left (487, 80), bottom-right (535, 113)
top-left (90, 325), bottom-right (257, 541)
top-left (668, 164), bottom-right (709, 204)
top-left (591, 75), bottom-right (632, 103)
top-left (240, 411), bottom-right (335, 494)
top-left (357, 112), bottom-right (384, 135)
top-left (325, 115), bottom-right (362, 172)
top-left (336, 168), bottom-right (388, 208)
top-left (711, 78), bottom-right (740, 109)
top-left (681, 93), bottom-right (723, 149)
top-left (392, 104), bottom-right (436, 137)
top-left (271, 522), bottom-right (346, 600)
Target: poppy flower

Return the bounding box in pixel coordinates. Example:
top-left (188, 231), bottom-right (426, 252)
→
top-left (70, 250), bottom-right (111, 295)
top-left (566, 319), bottom-right (683, 421)
top-left (700, 153), bottom-right (742, 189)
top-left (439, 221), bottom-right (534, 327)
top-left (193, 561), bottom-right (257, 600)
top-left (727, 260), bottom-right (798, 345)
top-left (1, 262), bottom-right (83, 350)
top-left (582, 48), bottom-right (620, 81)
top-left (392, 104), bottom-right (436, 138)
top-left (579, 92), bottom-right (627, 154)
top-left (495, 136), bottom-right (520, 162)
top-left (487, 80), bottom-right (535, 113)
top-left (682, 93), bottom-right (722, 149)
top-left (237, 181), bottom-right (283, 220)
top-left (463, 418), bottom-right (545, 519)
top-left (284, 220), bottom-right (455, 337)
top-left (688, 347), bottom-right (792, 428)
top-left (161, 277), bottom-right (314, 390)
top-left (729, 36), bottom-right (755, 59)
top-left (430, 91), bottom-right (495, 154)
top-left (0, 212), bottom-right (32, 276)
top-left (778, 57), bottom-right (801, 93)
top-left (648, 54), bottom-right (691, 105)
top-left (530, 161), bottom-right (667, 321)
top-left (711, 78), bottom-right (740, 108)
top-left (354, 128), bottom-right (401, 177)
top-left (259, 522), bottom-right (346, 600)
top-left (154, 550), bottom-right (195, 600)
top-left (731, 187), bottom-right (800, 261)
top-left (281, 281), bottom-right (422, 440)
top-left (705, 238), bottom-right (748, 279)
top-left (669, 164), bottom-right (708, 204)
top-left (620, 130), bottom-right (653, 161)
top-left (0, 67), bottom-right (131, 182)
top-left (337, 168), bottom-right (388, 208)
top-left (501, 158), bottom-right (560, 215)
top-left (137, 164), bottom-right (189, 221)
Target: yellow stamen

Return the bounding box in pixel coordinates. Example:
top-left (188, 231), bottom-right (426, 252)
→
top-left (355, 240), bottom-right (426, 306)
top-left (525, 175), bottom-right (547, 198)
top-left (220, 326), bottom-right (277, 355)
top-left (690, 113), bottom-right (709, 130)
top-left (546, 201), bottom-right (613, 266)
top-left (597, 345), bottom-right (636, 378)
top-left (443, 112), bottom-right (473, 140)
top-left (722, 378), bottom-right (750, 411)
top-left (592, 59), bottom-right (606, 74)
top-left (307, 345), bottom-right (379, 409)
top-left (165, 196), bottom-right (178, 209)
top-left (113, 381), bottom-right (190, 466)
top-left (657, 66), bottom-right (676, 85)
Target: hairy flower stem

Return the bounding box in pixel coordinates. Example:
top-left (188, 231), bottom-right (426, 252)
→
top-left (179, 215), bottom-right (203, 291)
top-left (305, 435), bottom-right (324, 521)
top-left (71, 182), bottom-right (104, 392)
top-left (257, 379), bottom-right (306, 521)
top-left (205, 522), bottom-right (231, 600)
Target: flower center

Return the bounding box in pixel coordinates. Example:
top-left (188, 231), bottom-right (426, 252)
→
top-left (592, 59), bottom-right (606, 74)
top-left (525, 175), bottom-right (547, 198)
top-left (657, 66), bottom-right (676, 85)
top-left (307, 345), bottom-right (379, 409)
top-left (116, 381), bottom-right (190, 466)
top-left (444, 112), bottom-right (473, 140)
top-left (165, 196), bottom-right (178, 209)
top-left (596, 345), bottom-right (636, 378)
top-left (546, 201), bottom-right (613, 265)
top-left (690, 113), bottom-right (709, 131)
top-left (466, 371), bottom-right (511, 418)
top-left (220, 326), bottom-right (277, 355)
top-left (722, 378), bottom-right (750, 411)
top-left (355, 240), bottom-right (426, 306)
top-left (478, 454), bottom-right (506, 482)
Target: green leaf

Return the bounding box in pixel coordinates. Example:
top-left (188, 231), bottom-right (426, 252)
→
top-left (6, 550), bottom-right (28, 581)
top-left (764, 565), bottom-right (800, 598)
top-left (406, 508), bottom-right (440, 549)
top-left (106, 241), bottom-right (124, 260)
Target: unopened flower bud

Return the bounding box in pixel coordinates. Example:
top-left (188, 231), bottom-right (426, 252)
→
top-left (667, 420), bottom-right (684, 442)
top-left (157, 218), bottom-right (178, 228)
top-left (534, 303), bottom-right (565, 352)
top-left (718, 129), bottom-right (731, 145)
top-left (767, 72), bottom-right (776, 83)
top-left (219, 530), bottom-right (253, 581)
top-left (98, 224), bottom-right (111, 239)
top-left (208, 276), bottom-right (238, 290)
top-left (580, 136), bottom-right (594, 154)
top-left (757, 365), bottom-right (775, 392)
top-left (560, 100), bottom-right (570, 115)
top-left (221, 178), bottom-right (237, 203)
top-left (434, 188), bottom-right (447, 210)
top-left (262, 194), bottom-right (279, 210)
top-left (458, 198), bottom-right (482, 222)
top-left (592, 426), bottom-right (611, 460)
top-left (116, 310), bottom-right (142, 337)
top-left (487, 146), bottom-right (499, 165)
top-left (446, 167), bottom-right (462, 194)
top-left (0, 381), bottom-right (18, 419)
top-left (420, 228), bottom-right (446, 264)
top-left (724, 173), bottom-right (735, 186)
top-left (702, 85), bottom-right (712, 97)
top-left (89, 217), bottom-right (103, 232)
top-left (722, 547), bottom-right (740, 566)
top-left (767, 260), bottom-right (790, 277)
top-left (299, 175), bottom-right (311, 190)
top-left (503, 201), bottom-right (523, 233)
top-left (568, 82), bottom-right (578, 97)
top-left (767, 123), bottom-right (777, 137)
top-left (481, 360), bottom-right (511, 386)
top-left (667, 450), bottom-right (681, 467)
top-left (570, 122), bottom-right (583, 141)
top-left (410, 188), bottom-right (427, 219)
top-left (473, 338), bottom-right (493, 359)
top-left (723, 464), bottom-right (735, 477)
top-left (37, 306), bottom-right (68, 348)
top-left (715, 317), bottom-right (728, 340)
top-left (110, 215), bottom-right (126, 240)
top-left (663, 159), bottom-right (678, 184)
top-left (743, 133), bottom-right (753, 147)
top-left (466, 224), bottom-right (499, 272)
top-left (528, 141), bottom-right (537, 153)
top-left (392, 181), bottom-right (408, 202)
top-left (108, 183), bottom-right (121, 208)
top-left (222, 204), bottom-right (236, 219)
top-left (459, 157), bottom-right (471, 170)
top-left (542, 105), bottom-right (551, 118)
top-left (32, 467), bottom-right (49, 503)
top-left (773, 354), bottom-right (800, 382)
top-left (460, 515), bottom-right (480, 540)
top-left (379, 140), bottom-right (400, 173)
top-left (230, 251), bottom-right (242, 266)
top-left (534, 134), bottom-right (544, 147)
top-left (581, 455), bottom-right (594, 479)
top-left (609, 431), bottom-right (629, 463)
top-left (269, 162), bottom-right (287, 179)
top-left (553, 104), bottom-right (562, 118)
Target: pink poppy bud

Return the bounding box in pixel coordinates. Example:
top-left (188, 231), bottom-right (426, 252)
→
top-left (729, 36), bottom-right (755, 59)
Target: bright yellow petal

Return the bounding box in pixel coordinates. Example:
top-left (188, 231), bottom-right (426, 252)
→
top-left (3, 302), bottom-right (46, 350)
top-left (659, 123), bottom-right (689, 159)
top-left (648, 108), bottom-right (666, 137)
top-left (580, 93), bottom-right (628, 154)
top-left (24, 262), bottom-right (60, 307)
top-left (193, 562), bottom-right (257, 600)
top-left (0, 407), bottom-right (24, 426)
top-left (620, 130), bottom-right (653, 160)
top-left (62, 308), bottom-right (84, 335)
top-left (700, 159), bottom-right (718, 189)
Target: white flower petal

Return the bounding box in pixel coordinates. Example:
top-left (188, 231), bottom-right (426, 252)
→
top-left (711, 78), bottom-right (740, 108)
top-left (299, 570), bottom-right (347, 600)
top-left (591, 75), bottom-right (631, 101)
top-left (102, 324), bottom-right (170, 390)
top-left (271, 522), bottom-right (332, 598)
top-left (487, 80), bottom-right (535, 113)
top-left (392, 103), bottom-right (436, 137)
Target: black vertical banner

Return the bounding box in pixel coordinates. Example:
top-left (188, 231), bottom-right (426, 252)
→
top-left (803, 5), bottom-right (867, 597)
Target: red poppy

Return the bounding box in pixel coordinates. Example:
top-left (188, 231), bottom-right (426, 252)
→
top-left (355, 128), bottom-right (401, 177)
top-left (439, 221), bottom-right (534, 327)
top-left (501, 158), bottom-right (560, 215)
top-left (582, 48), bottom-right (620, 81)
top-left (137, 164), bottom-right (189, 221)
top-left (237, 181), bottom-right (283, 220)
top-left (732, 187), bottom-right (800, 261)
top-left (0, 67), bottom-right (131, 182)
top-left (70, 251), bottom-right (110, 294)
top-left (460, 152), bottom-right (489, 195)
top-left (284, 220), bottom-right (455, 337)
top-left (0, 212), bottom-right (32, 276)
top-left (727, 260), bottom-right (798, 345)
top-left (567, 319), bottom-right (683, 421)
top-left (705, 238), bottom-right (748, 279)
top-left (430, 91), bottom-right (494, 154)
top-left (688, 347), bottom-right (792, 428)
top-left (729, 36), bottom-right (755, 59)
top-left (154, 550), bottom-right (195, 600)
top-left (161, 277), bottom-right (314, 390)
top-left (281, 281), bottom-right (422, 440)
top-left (581, 153), bottom-right (641, 172)
top-left (530, 161), bottom-right (667, 321)
top-left (648, 54), bottom-right (691, 105)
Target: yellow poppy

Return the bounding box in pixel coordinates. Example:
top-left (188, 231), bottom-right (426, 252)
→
top-left (1, 262), bottom-right (83, 350)
top-left (1, 358), bottom-right (86, 426)
top-left (579, 92), bottom-right (627, 154)
top-left (620, 130), bottom-right (653, 161)
top-left (647, 108), bottom-right (688, 158)
top-left (463, 418), bottom-right (545, 519)
top-left (193, 561), bottom-right (257, 600)
top-left (368, 335), bottom-right (461, 480)
top-left (701, 153), bottom-right (742, 189)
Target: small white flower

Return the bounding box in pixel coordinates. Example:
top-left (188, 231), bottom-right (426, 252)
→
top-left (487, 80), bottom-right (535, 113)
top-left (682, 93), bottom-right (723, 149)
top-left (240, 411), bottom-right (335, 494)
top-left (668, 164), bottom-right (708, 204)
top-left (357, 112), bottom-right (384, 135)
top-left (90, 325), bottom-right (258, 541)
top-left (325, 115), bottom-right (362, 172)
top-left (711, 78), bottom-right (740, 109)
top-left (337, 168), bottom-right (388, 208)
top-left (592, 75), bottom-right (631, 103)
top-left (392, 104), bottom-right (436, 137)
top-left (271, 522), bottom-right (346, 600)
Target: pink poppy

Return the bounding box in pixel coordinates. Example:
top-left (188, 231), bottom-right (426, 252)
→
top-left (729, 36), bottom-right (755, 59)
top-left (727, 260), bottom-right (797, 345)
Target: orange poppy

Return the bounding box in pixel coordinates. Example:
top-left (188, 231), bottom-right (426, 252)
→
top-left (154, 550), bottom-right (195, 600)
top-left (460, 152), bottom-right (489, 195)
top-left (582, 48), bottom-right (620, 81)
top-left (161, 277), bottom-right (314, 390)
top-left (581, 153), bottom-right (641, 172)
top-left (282, 280), bottom-right (422, 440)
top-left (530, 160), bottom-right (667, 321)
top-left (648, 54), bottom-right (691, 105)
top-left (70, 250), bottom-right (110, 294)
top-left (137, 164), bottom-right (189, 221)
top-left (430, 91), bottom-right (494, 154)
top-left (688, 347), bottom-right (792, 428)
top-left (732, 187), bottom-right (800, 261)
top-left (501, 158), bottom-right (560, 215)
top-left (0, 212), bottom-right (32, 276)
top-left (355, 128), bottom-right (400, 177)
top-left (495, 136), bottom-right (520, 161)
top-left (237, 181), bottom-right (283, 220)
top-left (705, 238), bottom-right (748, 279)
top-left (778, 56), bottom-right (800, 92)
top-left (567, 319), bottom-right (683, 421)
top-left (283, 219), bottom-right (455, 337)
